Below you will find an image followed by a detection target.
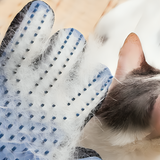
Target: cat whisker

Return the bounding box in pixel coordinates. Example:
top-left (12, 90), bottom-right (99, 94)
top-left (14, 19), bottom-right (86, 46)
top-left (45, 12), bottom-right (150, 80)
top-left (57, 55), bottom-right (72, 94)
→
top-left (113, 77), bottom-right (123, 85)
top-left (94, 116), bottom-right (105, 132)
top-left (107, 95), bottom-right (117, 101)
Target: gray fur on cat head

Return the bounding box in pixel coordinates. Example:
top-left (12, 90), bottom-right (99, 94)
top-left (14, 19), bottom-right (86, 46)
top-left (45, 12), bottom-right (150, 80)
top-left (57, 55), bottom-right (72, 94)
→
top-left (97, 61), bottom-right (160, 132)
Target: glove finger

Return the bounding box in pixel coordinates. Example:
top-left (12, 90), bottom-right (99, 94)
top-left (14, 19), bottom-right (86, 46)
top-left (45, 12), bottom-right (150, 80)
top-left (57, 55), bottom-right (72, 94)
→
top-left (27, 28), bottom-right (86, 97)
top-left (0, 0), bottom-right (55, 105)
top-left (0, 1), bottom-right (54, 68)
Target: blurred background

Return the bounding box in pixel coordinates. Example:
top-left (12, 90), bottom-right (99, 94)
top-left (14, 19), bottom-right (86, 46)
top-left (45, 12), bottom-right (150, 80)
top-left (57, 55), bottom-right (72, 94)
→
top-left (0, 0), bottom-right (127, 42)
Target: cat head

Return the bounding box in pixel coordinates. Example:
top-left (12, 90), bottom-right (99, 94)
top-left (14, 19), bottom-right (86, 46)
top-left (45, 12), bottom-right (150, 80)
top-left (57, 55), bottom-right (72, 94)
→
top-left (96, 33), bottom-right (160, 146)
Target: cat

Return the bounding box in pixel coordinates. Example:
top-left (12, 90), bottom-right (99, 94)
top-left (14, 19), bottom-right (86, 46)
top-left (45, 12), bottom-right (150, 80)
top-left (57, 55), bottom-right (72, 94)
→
top-left (79, 0), bottom-right (160, 159)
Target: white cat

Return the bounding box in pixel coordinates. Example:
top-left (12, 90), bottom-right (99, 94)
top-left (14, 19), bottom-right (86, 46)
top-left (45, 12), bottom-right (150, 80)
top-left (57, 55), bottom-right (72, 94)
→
top-left (80, 0), bottom-right (160, 159)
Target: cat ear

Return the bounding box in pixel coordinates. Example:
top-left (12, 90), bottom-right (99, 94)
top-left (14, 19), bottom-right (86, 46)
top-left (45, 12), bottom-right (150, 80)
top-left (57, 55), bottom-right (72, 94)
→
top-left (115, 33), bottom-right (144, 81)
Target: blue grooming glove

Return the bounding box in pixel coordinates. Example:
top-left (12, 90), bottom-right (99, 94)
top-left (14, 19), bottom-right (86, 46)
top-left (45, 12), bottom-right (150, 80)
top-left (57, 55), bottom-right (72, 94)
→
top-left (0, 1), bottom-right (112, 159)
